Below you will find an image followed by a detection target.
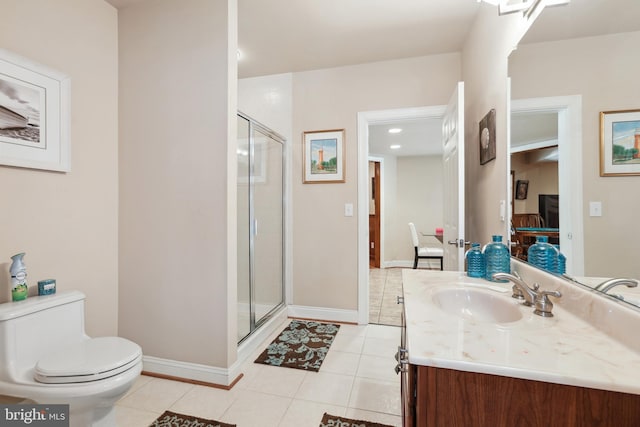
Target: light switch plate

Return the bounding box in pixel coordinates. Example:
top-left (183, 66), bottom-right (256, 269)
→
top-left (589, 201), bottom-right (602, 217)
top-left (344, 203), bottom-right (354, 217)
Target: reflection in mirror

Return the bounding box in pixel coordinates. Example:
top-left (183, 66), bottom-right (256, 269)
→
top-left (508, 0), bottom-right (640, 310)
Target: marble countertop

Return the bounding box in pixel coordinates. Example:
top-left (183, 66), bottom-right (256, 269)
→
top-left (402, 269), bottom-right (640, 395)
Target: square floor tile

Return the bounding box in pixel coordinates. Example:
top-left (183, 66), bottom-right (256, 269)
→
top-left (320, 350), bottom-right (361, 376)
top-left (362, 337), bottom-right (399, 358)
top-left (345, 408), bottom-right (402, 427)
top-left (366, 325), bottom-right (401, 340)
top-left (336, 323), bottom-right (368, 338)
top-left (116, 377), bottom-right (193, 413)
top-left (114, 405), bottom-right (161, 427)
top-left (331, 334), bottom-right (365, 354)
top-left (279, 399), bottom-right (346, 427)
top-left (356, 354), bottom-right (398, 382)
top-left (169, 384), bottom-right (238, 420)
top-left (348, 377), bottom-right (401, 416)
top-left (244, 364), bottom-right (307, 397)
top-left (295, 372), bottom-right (355, 407)
top-left (220, 389), bottom-right (291, 427)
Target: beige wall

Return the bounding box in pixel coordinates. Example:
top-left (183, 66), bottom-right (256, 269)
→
top-left (461, 7), bottom-right (529, 246)
top-left (510, 31), bottom-right (640, 277)
top-left (0, 0), bottom-right (118, 337)
top-left (292, 54), bottom-right (460, 310)
top-left (118, 0), bottom-right (238, 369)
top-left (392, 155), bottom-right (444, 262)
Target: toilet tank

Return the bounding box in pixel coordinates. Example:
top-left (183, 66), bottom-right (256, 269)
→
top-left (0, 291), bottom-right (88, 382)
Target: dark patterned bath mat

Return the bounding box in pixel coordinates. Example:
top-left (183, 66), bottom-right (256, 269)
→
top-left (319, 412), bottom-right (395, 427)
top-left (149, 410), bottom-right (235, 427)
top-left (254, 319), bottom-right (340, 372)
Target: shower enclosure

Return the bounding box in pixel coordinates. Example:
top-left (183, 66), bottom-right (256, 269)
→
top-left (237, 112), bottom-right (285, 343)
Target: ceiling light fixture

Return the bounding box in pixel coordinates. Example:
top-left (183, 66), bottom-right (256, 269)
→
top-left (388, 128), bottom-right (402, 134)
top-left (390, 144), bottom-right (401, 150)
top-left (478, 0), bottom-right (569, 16)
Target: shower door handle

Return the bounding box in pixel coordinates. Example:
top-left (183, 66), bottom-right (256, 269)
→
top-left (253, 219), bottom-right (258, 236)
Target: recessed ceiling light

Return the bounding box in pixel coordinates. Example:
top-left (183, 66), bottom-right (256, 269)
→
top-left (388, 128), bottom-right (402, 134)
top-left (390, 144), bottom-right (401, 150)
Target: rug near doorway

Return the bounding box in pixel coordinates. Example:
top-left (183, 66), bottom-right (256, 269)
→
top-left (319, 412), bottom-right (395, 427)
top-left (254, 319), bottom-right (340, 372)
top-left (149, 410), bottom-right (235, 427)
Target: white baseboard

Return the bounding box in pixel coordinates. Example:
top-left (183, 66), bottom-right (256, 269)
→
top-left (287, 304), bottom-right (359, 324)
top-left (142, 355), bottom-right (234, 387)
top-left (143, 306), bottom-right (289, 388)
top-left (383, 260), bottom-right (412, 268)
top-left (383, 259), bottom-right (441, 269)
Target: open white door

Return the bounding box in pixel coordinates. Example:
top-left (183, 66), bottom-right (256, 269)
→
top-left (442, 82), bottom-right (465, 271)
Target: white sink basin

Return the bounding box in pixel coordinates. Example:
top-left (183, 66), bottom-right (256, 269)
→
top-left (432, 288), bottom-right (523, 323)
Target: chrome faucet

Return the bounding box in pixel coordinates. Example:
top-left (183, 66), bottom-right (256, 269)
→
top-left (492, 272), bottom-right (562, 317)
top-left (493, 272), bottom-right (537, 306)
top-left (594, 278), bottom-right (639, 294)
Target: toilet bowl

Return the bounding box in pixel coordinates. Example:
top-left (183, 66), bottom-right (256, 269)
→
top-left (0, 291), bottom-right (143, 427)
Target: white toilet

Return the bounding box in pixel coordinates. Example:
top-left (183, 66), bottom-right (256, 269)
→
top-left (0, 290), bottom-right (143, 427)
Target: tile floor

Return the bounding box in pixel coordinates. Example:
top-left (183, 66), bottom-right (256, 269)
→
top-left (115, 320), bottom-right (402, 427)
top-left (369, 268), bottom-right (404, 327)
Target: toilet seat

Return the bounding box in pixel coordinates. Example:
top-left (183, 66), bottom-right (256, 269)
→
top-left (34, 337), bottom-right (142, 384)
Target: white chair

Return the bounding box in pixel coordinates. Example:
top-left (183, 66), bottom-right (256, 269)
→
top-left (408, 222), bottom-right (443, 270)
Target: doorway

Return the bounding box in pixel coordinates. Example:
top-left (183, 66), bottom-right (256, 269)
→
top-left (357, 106), bottom-right (446, 325)
top-left (508, 96), bottom-right (584, 276)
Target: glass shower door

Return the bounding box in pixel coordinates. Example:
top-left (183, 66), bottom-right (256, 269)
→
top-left (252, 127), bottom-right (283, 327)
top-left (237, 115), bottom-right (251, 342)
top-left (237, 113), bottom-right (284, 343)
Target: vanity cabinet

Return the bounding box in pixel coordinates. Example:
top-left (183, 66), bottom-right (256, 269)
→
top-left (400, 270), bottom-right (640, 426)
top-left (403, 358), bottom-right (640, 426)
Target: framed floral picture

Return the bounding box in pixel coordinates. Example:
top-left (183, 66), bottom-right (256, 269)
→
top-left (303, 129), bottom-right (345, 183)
top-left (600, 109), bottom-right (640, 176)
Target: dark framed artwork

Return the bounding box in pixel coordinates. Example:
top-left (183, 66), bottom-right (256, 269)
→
top-left (479, 109), bottom-right (496, 165)
top-left (515, 179), bottom-right (529, 200)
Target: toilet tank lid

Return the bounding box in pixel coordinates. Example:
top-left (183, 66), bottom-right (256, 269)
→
top-left (0, 291), bottom-right (85, 322)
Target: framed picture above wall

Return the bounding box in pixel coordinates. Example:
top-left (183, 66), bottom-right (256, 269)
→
top-left (303, 129), bottom-right (345, 183)
top-left (479, 109), bottom-right (496, 165)
top-left (600, 109), bottom-right (640, 176)
top-left (0, 49), bottom-right (70, 172)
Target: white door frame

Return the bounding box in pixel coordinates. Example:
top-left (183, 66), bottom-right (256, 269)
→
top-left (509, 95), bottom-right (584, 276)
top-left (357, 106), bottom-right (446, 324)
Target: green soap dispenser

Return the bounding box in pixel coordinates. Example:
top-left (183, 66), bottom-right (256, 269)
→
top-left (10, 252), bottom-right (28, 301)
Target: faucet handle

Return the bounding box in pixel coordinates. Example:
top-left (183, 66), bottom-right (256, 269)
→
top-left (511, 285), bottom-right (532, 306)
top-left (540, 289), bottom-right (562, 299)
top-left (534, 289), bottom-right (562, 317)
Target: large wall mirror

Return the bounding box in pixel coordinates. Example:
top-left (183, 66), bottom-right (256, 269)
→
top-left (508, 0), bottom-right (640, 309)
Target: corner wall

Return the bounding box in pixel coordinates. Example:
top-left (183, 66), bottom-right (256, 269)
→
top-left (118, 0), bottom-right (238, 379)
top-left (0, 0), bottom-right (119, 337)
top-left (461, 5), bottom-right (529, 245)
